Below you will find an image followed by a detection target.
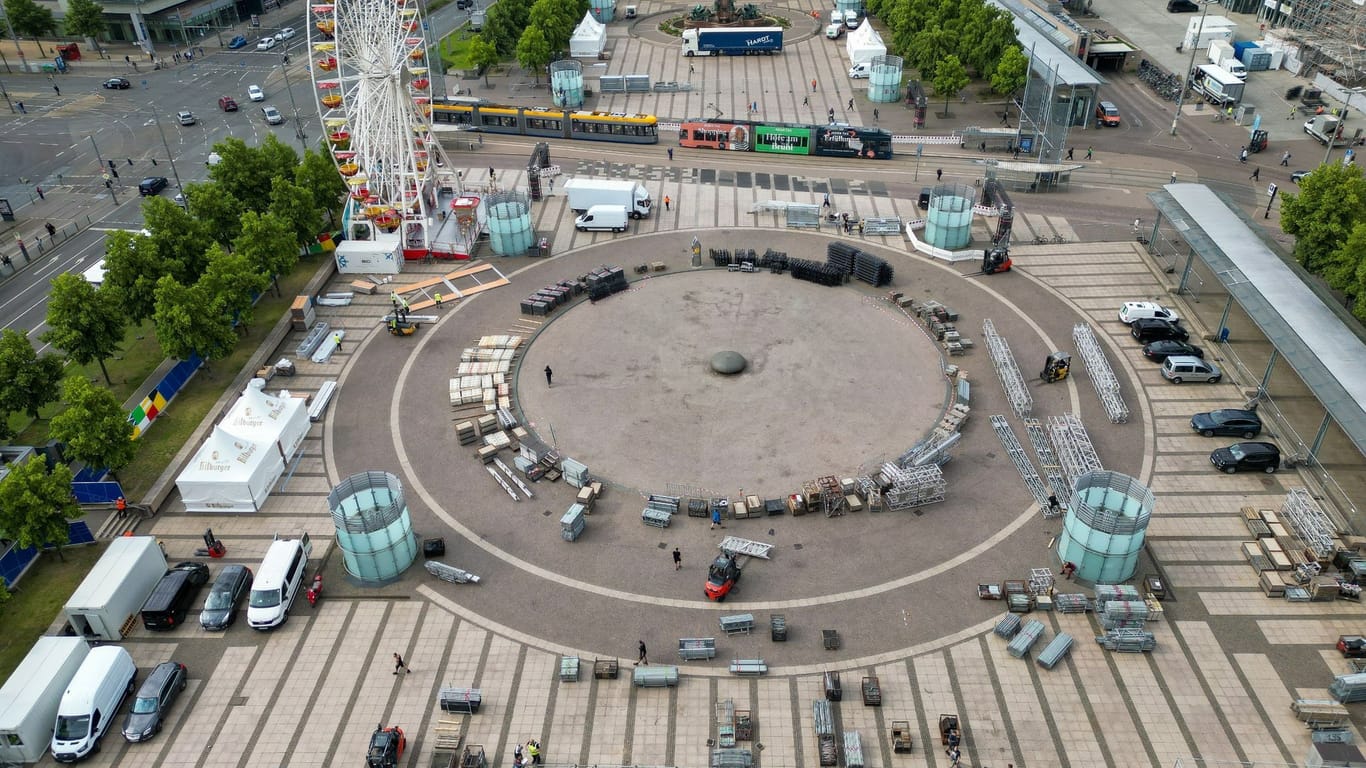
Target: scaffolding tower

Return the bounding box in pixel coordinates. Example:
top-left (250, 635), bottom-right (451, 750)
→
top-left (877, 462), bottom-right (946, 510)
top-left (1072, 323), bottom-right (1129, 424)
top-left (1282, 488), bottom-right (1340, 560)
top-left (1023, 418), bottom-right (1070, 515)
top-left (1029, 568), bottom-right (1055, 595)
top-left (990, 415), bottom-right (1051, 511)
top-left (1271, 0), bottom-right (1366, 87)
top-left (1047, 413), bottom-right (1103, 491)
top-left (983, 318), bottom-right (1033, 418)
top-left (818, 476), bottom-right (846, 517)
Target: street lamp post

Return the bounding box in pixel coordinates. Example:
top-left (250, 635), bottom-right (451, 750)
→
top-left (278, 53), bottom-right (308, 151)
top-left (148, 110), bottom-right (185, 199)
top-left (1170, 0), bottom-right (1214, 136)
top-left (88, 135), bottom-right (120, 205)
top-left (1323, 88), bottom-right (1364, 166)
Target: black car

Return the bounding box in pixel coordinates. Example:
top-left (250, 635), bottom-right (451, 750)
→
top-left (1168, 0), bottom-right (1200, 10)
top-left (200, 564), bottom-right (253, 630)
top-left (122, 661), bottom-right (187, 742)
top-left (139, 176), bottom-right (169, 196)
top-left (175, 561), bottom-right (210, 586)
top-left (102, 77), bottom-right (132, 89)
top-left (1142, 339), bottom-right (1203, 362)
top-left (1191, 409), bottom-right (1263, 438)
top-left (1131, 318), bottom-right (1190, 343)
top-left (1210, 441), bottom-right (1281, 474)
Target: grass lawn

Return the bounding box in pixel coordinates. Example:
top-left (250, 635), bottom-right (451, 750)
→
top-left (0, 542), bottom-right (106, 681)
top-left (440, 29), bottom-right (479, 71)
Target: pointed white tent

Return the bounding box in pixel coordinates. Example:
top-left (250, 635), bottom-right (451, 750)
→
top-left (220, 386), bottom-right (309, 463)
top-left (846, 21), bottom-right (886, 65)
top-left (570, 12), bottom-right (607, 58)
top-left (176, 426), bottom-right (284, 513)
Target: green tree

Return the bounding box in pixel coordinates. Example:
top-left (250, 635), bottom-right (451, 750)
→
top-left (515, 26), bottom-right (552, 84)
top-left (235, 211), bottom-right (299, 297)
top-left (198, 244), bottom-right (269, 329)
top-left (529, 0), bottom-right (579, 51)
top-left (48, 376), bottom-right (135, 480)
top-left (295, 148), bottom-right (346, 223)
top-left (909, 27), bottom-right (957, 80)
top-left (468, 35), bottom-right (501, 87)
top-left (153, 276), bottom-right (238, 364)
top-left (184, 182), bottom-right (246, 247)
top-left (62, 0), bottom-right (107, 41)
top-left (991, 45), bottom-right (1028, 123)
top-left (483, 0), bottom-right (531, 56)
top-left (0, 457), bottom-right (80, 559)
top-left (207, 136), bottom-right (298, 213)
top-left (4, 0), bottom-right (55, 39)
top-left (143, 196), bottom-right (211, 284)
top-left (0, 329), bottom-right (64, 420)
top-left (258, 134), bottom-right (300, 185)
top-left (40, 273), bottom-right (126, 385)
top-left (269, 177), bottom-right (323, 250)
top-left (102, 229), bottom-right (165, 325)
top-left (931, 54), bottom-right (969, 117)
top-left (1281, 163), bottom-right (1366, 274)
top-left (1328, 222), bottom-right (1366, 320)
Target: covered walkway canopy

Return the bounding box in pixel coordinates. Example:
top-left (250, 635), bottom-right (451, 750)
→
top-left (1148, 183), bottom-right (1366, 524)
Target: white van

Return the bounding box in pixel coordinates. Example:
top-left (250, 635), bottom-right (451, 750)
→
top-left (51, 646), bottom-right (136, 763)
top-left (824, 23), bottom-right (844, 39)
top-left (829, 9), bottom-right (841, 25)
top-left (844, 9), bottom-right (859, 28)
top-left (574, 205), bottom-right (629, 233)
top-left (849, 62), bottom-right (870, 79)
top-left (247, 533), bottom-right (312, 630)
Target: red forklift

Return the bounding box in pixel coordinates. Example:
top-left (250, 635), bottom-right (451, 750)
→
top-left (705, 551), bottom-right (742, 601)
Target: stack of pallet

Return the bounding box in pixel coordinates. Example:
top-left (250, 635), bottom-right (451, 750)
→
top-left (1292, 699), bottom-right (1350, 729)
top-left (1331, 674), bottom-right (1366, 703)
top-left (1054, 593), bottom-right (1091, 613)
top-left (994, 612), bottom-right (1021, 639)
top-left (560, 458), bottom-right (590, 488)
top-left (455, 421), bottom-right (477, 446)
top-left (853, 251), bottom-right (893, 287)
top-left (559, 656), bottom-right (580, 682)
top-left (1006, 619), bottom-right (1046, 657)
top-left (1099, 600), bottom-right (1149, 630)
top-left (842, 732), bottom-right (866, 768)
top-left (812, 700), bottom-right (837, 767)
top-left (789, 258), bottom-right (844, 286)
top-left (1094, 584), bottom-right (1142, 613)
top-left (1095, 629), bottom-right (1156, 653)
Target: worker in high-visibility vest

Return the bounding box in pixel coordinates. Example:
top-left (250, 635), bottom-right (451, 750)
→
top-left (435, 292), bottom-right (443, 306)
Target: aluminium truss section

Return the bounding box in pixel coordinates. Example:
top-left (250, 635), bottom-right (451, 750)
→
top-left (990, 415), bottom-right (1050, 511)
top-left (1023, 418), bottom-right (1070, 515)
top-left (1047, 413), bottom-right (1103, 491)
top-left (877, 462), bottom-right (946, 510)
top-left (1282, 488), bottom-right (1339, 561)
top-left (1072, 323), bottom-right (1129, 423)
top-left (983, 318), bottom-right (1033, 418)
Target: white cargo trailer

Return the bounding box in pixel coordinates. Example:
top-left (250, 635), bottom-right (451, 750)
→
top-left (63, 536), bottom-right (167, 641)
top-left (0, 637), bottom-right (90, 764)
top-left (561, 179), bottom-right (653, 218)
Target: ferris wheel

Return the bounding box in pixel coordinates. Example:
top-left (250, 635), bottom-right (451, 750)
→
top-left (308, 0), bottom-right (452, 254)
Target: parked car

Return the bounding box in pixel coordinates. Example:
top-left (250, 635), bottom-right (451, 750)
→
top-left (218, 95), bottom-right (238, 111)
top-left (1210, 441), bottom-right (1281, 474)
top-left (121, 661), bottom-right (187, 742)
top-left (277, 26), bottom-right (296, 39)
top-left (177, 110), bottom-right (196, 126)
top-left (200, 564), bottom-right (253, 630)
top-left (825, 23), bottom-right (845, 39)
top-left (138, 176), bottom-right (169, 196)
top-left (1131, 318), bottom-right (1189, 343)
top-left (1118, 300), bottom-right (1180, 324)
top-left (247, 84), bottom-right (264, 102)
top-left (228, 34), bottom-right (248, 49)
top-left (1339, 635), bottom-right (1366, 658)
top-left (1168, 0), bottom-right (1199, 10)
top-left (257, 36), bottom-right (277, 50)
top-left (1142, 339), bottom-right (1203, 362)
top-left (262, 105), bottom-right (284, 125)
top-left (102, 77), bottom-right (131, 89)
top-left (1095, 100), bottom-right (1121, 126)
top-left (1161, 355), bottom-right (1221, 383)
top-left (1191, 409), bottom-right (1263, 438)
top-left (1291, 170), bottom-right (1313, 183)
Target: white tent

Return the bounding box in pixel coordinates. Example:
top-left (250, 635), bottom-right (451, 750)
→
top-left (846, 21), bottom-right (886, 65)
top-left (570, 12), bottom-right (606, 58)
top-left (176, 426), bottom-right (284, 513)
top-left (221, 386), bottom-right (309, 463)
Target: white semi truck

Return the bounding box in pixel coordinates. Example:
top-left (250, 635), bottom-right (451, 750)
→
top-left (562, 179), bottom-right (652, 219)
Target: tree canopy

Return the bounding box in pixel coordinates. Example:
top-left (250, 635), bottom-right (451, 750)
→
top-left (0, 456), bottom-right (81, 558)
top-left (867, 0), bottom-right (1018, 81)
top-left (4, 0), bottom-right (55, 38)
top-left (1281, 163), bottom-right (1366, 319)
top-left (41, 273), bottom-right (126, 385)
top-left (0, 329), bottom-right (64, 419)
top-left (49, 376), bottom-right (136, 479)
top-left (62, 0), bottom-right (107, 40)
top-left (932, 54), bottom-right (969, 113)
top-left (469, 36), bottom-right (500, 86)
top-left (483, 0), bottom-right (531, 56)
top-left (153, 275), bottom-right (239, 364)
top-left (294, 148), bottom-right (346, 222)
top-left (515, 26), bottom-right (552, 83)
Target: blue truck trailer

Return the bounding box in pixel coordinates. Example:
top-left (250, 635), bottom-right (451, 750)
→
top-left (681, 27), bottom-right (783, 56)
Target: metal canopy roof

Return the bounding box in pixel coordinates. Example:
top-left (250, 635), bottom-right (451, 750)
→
top-left (1149, 183), bottom-right (1366, 457)
top-left (989, 0), bottom-right (1105, 87)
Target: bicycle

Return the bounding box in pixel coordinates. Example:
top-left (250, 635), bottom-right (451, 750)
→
top-left (1051, 234), bottom-right (1067, 244)
top-left (1033, 234), bottom-right (1049, 245)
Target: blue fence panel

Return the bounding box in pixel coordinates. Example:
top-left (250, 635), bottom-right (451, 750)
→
top-left (71, 466), bottom-right (109, 484)
top-left (157, 354), bottom-right (202, 399)
top-left (0, 544), bottom-right (39, 588)
top-left (72, 480), bottom-right (124, 504)
top-left (68, 521), bottom-right (95, 545)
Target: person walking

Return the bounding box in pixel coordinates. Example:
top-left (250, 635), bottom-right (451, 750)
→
top-left (1239, 147), bottom-right (1248, 163)
top-left (710, 506), bottom-right (724, 530)
top-left (514, 743), bottom-right (524, 767)
top-left (1066, 147), bottom-right (1074, 160)
top-left (332, 332), bottom-right (343, 351)
top-left (1280, 150), bottom-right (1291, 166)
top-left (1170, 171), bottom-right (1178, 183)
top-left (45, 222), bottom-right (56, 238)
top-left (822, 193), bottom-right (831, 208)
top-left (673, 548), bottom-right (682, 570)
top-left (637, 640), bottom-right (649, 665)
top-left (667, 147), bottom-right (673, 161)
top-left (434, 292), bottom-right (443, 306)
top-left (393, 652), bottom-right (410, 674)
top-left (15, 101), bottom-right (24, 114)
top-left (802, 95), bottom-right (809, 106)
top-left (1085, 146), bottom-right (1093, 160)
top-left (936, 168), bottom-right (943, 181)
top-left (1288, 107), bottom-right (1298, 120)
top-left (527, 740), bottom-right (542, 765)
top-left (544, 365), bottom-right (553, 386)
top-left (663, 195), bottom-right (671, 211)
top-left (52, 84), bottom-right (60, 96)
top-left (689, 63), bottom-right (695, 74)
top-left (811, 78), bottom-right (817, 92)
top-left (1250, 166), bottom-right (1260, 180)
top-left (847, 98), bottom-right (854, 110)
top-left (1047, 495), bottom-right (1060, 514)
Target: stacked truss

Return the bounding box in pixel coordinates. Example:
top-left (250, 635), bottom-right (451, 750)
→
top-left (1023, 418), bottom-right (1070, 515)
top-left (877, 462), bottom-right (946, 510)
top-left (1282, 488), bottom-right (1339, 560)
top-left (1047, 413), bottom-right (1102, 491)
top-left (1073, 323), bottom-right (1129, 423)
top-left (990, 415), bottom-right (1051, 511)
top-left (983, 319), bottom-right (1033, 418)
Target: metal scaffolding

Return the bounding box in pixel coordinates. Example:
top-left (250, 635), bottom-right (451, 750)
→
top-left (1072, 323), bottom-right (1129, 424)
top-left (1047, 413), bottom-right (1103, 491)
top-left (1268, 0), bottom-right (1366, 87)
top-left (983, 318), bottom-right (1033, 418)
top-left (1023, 418), bottom-right (1070, 515)
top-left (818, 476), bottom-right (846, 517)
top-left (877, 462), bottom-right (946, 510)
top-left (1282, 488), bottom-right (1339, 560)
top-left (990, 415), bottom-right (1051, 511)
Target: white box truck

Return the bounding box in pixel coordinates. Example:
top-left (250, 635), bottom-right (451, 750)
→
top-left (562, 179), bottom-right (652, 218)
top-left (1184, 15), bottom-right (1234, 50)
top-left (1207, 41), bottom-right (1247, 79)
top-left (0, 637), bottom-right (90, 764)
top-left (63, 536), bottom-right (167, 641)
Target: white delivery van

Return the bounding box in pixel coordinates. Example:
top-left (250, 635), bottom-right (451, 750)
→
top-left (825, 23), bottom-right (844, 38)
top-left (574, 205), bottom-right (629, 233)
top-left (247, 533), bottom-right (312, 630)
top-left (829, 9), bottom-right (841, 24)
top-left (0, 637), bottom-right (90, 764)
top-left (844, 9), bottom-right (859, 28)
top-left (51, 646), bottom-right (136, 763)
top-left (849, 62), bottom-right (870, 79)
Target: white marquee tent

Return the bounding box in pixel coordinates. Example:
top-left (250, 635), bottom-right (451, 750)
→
top-left (175, 387), bottom-right (309, 512)
top-left (846, 21), bottom-right (886, 65)
top-left (570, 12), bottom-right (607, 58)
